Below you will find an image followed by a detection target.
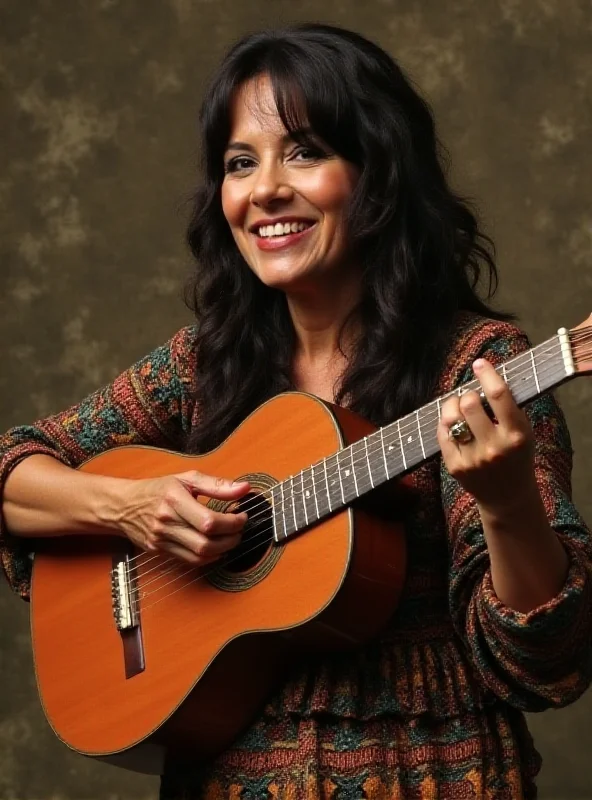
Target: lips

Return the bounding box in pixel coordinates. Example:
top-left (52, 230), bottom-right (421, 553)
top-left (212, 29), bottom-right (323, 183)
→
top-left (252, 221), bottom-right (317, 251)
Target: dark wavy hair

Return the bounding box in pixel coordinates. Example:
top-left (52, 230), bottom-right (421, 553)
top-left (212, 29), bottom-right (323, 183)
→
top-left (185, 23), bottom-right (512, 454)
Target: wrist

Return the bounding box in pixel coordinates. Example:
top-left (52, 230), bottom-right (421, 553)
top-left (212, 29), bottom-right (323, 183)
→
top-left (476, 476), bottom-right (547, 535)
top-left (87, 474), bottom-right (136, 536)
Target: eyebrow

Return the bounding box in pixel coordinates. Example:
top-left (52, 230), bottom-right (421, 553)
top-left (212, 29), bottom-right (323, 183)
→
top-left (224, 128), bottom-right (315, 155)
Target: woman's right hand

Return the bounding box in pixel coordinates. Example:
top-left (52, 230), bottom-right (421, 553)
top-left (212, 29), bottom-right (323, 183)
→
top-left (115, 470), bottom-right (251, 565)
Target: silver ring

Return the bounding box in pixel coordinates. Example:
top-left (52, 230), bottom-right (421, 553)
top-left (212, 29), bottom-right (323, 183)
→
top-left (448, 419), bottom-right (474, 445)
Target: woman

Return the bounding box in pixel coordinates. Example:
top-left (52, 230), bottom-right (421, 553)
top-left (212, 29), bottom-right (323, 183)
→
top-left (1, 23), bottom-right (591, 799)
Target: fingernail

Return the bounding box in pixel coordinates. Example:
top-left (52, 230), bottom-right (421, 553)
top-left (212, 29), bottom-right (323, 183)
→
top-left (473, 359), bottom-right (485, 370)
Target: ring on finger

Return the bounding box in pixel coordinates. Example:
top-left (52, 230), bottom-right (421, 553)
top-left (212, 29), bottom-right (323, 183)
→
top-left (448, 418), bottom-right (474, 445)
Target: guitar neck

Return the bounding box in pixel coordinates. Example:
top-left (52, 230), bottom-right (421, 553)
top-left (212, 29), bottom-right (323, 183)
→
top-left (272, 328), bottom-right (576, 540)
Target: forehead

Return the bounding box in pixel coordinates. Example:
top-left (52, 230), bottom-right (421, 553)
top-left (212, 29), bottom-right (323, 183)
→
top-left (228, 75), bottom-right (292, 139)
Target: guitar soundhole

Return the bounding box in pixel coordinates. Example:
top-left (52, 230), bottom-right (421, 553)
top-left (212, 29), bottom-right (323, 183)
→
top-left (224, 491), bottom-right (273, 573)
top-left (206, 473), bottom-right (282, 592)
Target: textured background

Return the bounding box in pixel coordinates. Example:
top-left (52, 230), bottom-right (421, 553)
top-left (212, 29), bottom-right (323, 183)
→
top-left (1, 1), bottom-right (592, 798)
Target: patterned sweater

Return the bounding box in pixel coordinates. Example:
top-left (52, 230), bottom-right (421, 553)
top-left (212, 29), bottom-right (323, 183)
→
top-left (1, 313), bottom-right (592, 794)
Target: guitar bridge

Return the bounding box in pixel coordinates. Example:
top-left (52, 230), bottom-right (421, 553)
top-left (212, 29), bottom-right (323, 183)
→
top-left (111, 555), bottom-right (140, 631)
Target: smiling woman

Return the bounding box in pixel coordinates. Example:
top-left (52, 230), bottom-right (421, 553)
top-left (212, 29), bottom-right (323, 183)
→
top-left (221, 77), bottom-right (360, 296)
top-left (1, 22), bottom-right (592, 800)
top-left (184, 24), bottom-right (512, 455)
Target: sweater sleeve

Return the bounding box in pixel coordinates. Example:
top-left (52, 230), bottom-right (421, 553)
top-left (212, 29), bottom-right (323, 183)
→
top-left (0, 326), bottom-right (198, 601)
top-left (441, 318), bottom-right (592, 711)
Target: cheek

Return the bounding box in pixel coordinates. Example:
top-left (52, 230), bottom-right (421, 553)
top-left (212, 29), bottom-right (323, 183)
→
top-left (308, 167), bottom-right (358, 222)
top-left (220, 183), bottom-right (245, 229)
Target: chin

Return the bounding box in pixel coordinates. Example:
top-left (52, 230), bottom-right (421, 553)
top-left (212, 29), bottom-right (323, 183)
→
top-left (252, 266), bottom-right (312, 291)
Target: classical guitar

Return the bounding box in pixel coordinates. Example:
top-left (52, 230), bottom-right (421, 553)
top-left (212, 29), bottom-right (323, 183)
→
top-left (30, 317), bottom-right (592, 774)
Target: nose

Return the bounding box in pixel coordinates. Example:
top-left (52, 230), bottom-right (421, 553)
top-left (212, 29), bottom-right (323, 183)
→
top-left (250, 160), bottom-right (293, 207)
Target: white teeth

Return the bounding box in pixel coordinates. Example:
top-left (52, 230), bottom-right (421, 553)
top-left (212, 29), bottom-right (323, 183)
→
top-left (257, 221), bottom-right (311, 238)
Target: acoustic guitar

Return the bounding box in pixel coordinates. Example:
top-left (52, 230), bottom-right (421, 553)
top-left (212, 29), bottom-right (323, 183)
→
top-left (29, 317), bottom-right (592, 774)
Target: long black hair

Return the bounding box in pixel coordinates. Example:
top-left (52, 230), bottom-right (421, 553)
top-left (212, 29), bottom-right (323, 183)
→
top-left (185, 23), bottom-right (512, 454)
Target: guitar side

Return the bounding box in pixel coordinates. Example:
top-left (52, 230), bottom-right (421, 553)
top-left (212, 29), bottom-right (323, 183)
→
top-left (29, 393), bottom-right (406, 770)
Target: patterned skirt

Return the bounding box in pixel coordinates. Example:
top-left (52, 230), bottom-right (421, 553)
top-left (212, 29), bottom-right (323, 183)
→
top-left (159, 705), bottom-right (540, 799)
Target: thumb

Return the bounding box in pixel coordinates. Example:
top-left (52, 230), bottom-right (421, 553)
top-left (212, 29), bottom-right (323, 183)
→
top-left (176, 470), bottom-right (250, 499)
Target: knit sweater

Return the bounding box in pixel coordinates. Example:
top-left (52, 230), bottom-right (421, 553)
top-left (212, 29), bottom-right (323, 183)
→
top-left (1, 313), bottom-right (591, 798)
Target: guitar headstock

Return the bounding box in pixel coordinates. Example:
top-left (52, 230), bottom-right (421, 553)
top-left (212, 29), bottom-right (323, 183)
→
top-left (569, 314), bottom-right (592, 375)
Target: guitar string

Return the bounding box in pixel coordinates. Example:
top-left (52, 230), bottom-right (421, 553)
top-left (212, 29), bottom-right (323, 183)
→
top-left (134, 363), bottom-right (571, 615)
top-left (126, 334), bottom-right (576, 584)
top-left (236, 333), bottom-right (592, 529)
top-left (125, 334), bottom-right (582, 590)
top-left (127, 336), bottom-right (568, 587)
top-left (127, 329), bottom-right (592, 590)
top-left (130, 332), bottom-right (592, 595)
top-left (131, 355), bottom-right (574, 610)
top-left (133, 337), bottom-right (592, 610)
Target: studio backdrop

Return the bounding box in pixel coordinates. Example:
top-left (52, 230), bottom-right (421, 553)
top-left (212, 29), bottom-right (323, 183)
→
top-left (1, 1), bottom-right (591, 798)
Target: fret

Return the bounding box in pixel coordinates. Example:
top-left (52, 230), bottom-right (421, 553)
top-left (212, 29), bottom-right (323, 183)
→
top-left (348, 439), bottom-right (372, 497)
top-left (325, 453), bottom-right (342, 511)
top-left (530, 349), bottom-right (540, 394)
top-left (294, 472), bottom-right (308, 530)
top-left (281, 479), bottom-right (296, 538)
top-left (287, 476), bottom-right (295, 531)
top-left (351, 439), bottom-right (373, 495)
top-left (323, 457), bottom-right (332, 513)
top-left (535, 337), bottom-right (567, 392)
top-left (301, 466), bottom-right (317, 526)
top-left (508, 352), bottom-right (537, 405)
top-left (379, 427), bottom-right (390, 481)
top-left (271, 483), bottom-right (285, 541)
top-left (383, 425), bottom-right (405, 475)
top-left (364, 436), bottom-right (375, 488)
top-left (311, 464), bottom-right (321, 520)
top-left (337, 450), bottom-right (347, 505)
top-left (350, 445), bottom-right (360, 497)
top-left (400, 414), bottom-right (423, 466)
top-left (501, 362), bottom-right (507, 384)
top-left (417, 402), bottom-right (440, 459)
top-left (300, 470), bottom-right (309, 527)
top-left (416, 409), bottom-right (426, 459)
top-left (289, 476), bottom-right (298, 534)
top-left (336, 448), bottom-right (357, 504)
top-left (396, 419), bottom-right (407, 470)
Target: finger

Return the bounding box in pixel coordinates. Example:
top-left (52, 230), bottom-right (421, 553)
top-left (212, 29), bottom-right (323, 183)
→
top-left (439, 395), bottom-right (462, 429)
top-left (177, 497), bottom-right (248, 538)
top-left (158, 539), bottom-right (220, 566)
top-left (437, 395), bottom-right (465, 456)
top-left (166, 525), bottom-right (242, 558)
top-left (177, 470), bottom-right (250, 500)
top-left (472, 359), bottom-right (522, 428)
top-left (458, 389), bottom-right (494, 441)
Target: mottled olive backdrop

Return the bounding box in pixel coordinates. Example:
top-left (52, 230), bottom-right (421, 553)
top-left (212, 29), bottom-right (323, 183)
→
top-left (1, 0), bottom-right (592, 798)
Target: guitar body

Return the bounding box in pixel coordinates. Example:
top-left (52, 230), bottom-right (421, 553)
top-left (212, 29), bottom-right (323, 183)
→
top-left (29, 393), bottom-right (406, 773)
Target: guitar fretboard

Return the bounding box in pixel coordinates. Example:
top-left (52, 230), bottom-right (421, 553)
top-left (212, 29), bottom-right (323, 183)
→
top-left (271, 331), bottom-right (573, 540)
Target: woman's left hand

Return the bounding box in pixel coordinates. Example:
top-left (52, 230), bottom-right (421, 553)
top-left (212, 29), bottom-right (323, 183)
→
top-left (437, 358), bottom-right (537, 512)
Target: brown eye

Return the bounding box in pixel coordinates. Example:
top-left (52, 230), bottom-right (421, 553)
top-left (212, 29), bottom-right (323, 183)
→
top-left (292, 146), bottom-right (326, 161)
top-left (225, 157), bottom-right (255, 174)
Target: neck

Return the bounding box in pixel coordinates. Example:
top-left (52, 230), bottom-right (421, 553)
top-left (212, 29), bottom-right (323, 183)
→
top-left (286, 269), bottom-right (362, 364)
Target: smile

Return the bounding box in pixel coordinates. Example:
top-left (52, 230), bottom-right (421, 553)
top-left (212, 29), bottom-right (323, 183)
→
top-left (251, 221), bottom-right (317, 252)
top-left (257, 221), bottom-right (314, 238)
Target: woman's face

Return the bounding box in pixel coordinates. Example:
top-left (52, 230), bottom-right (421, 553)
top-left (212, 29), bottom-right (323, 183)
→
top-left (221, 75), bottom-right (360, 293)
